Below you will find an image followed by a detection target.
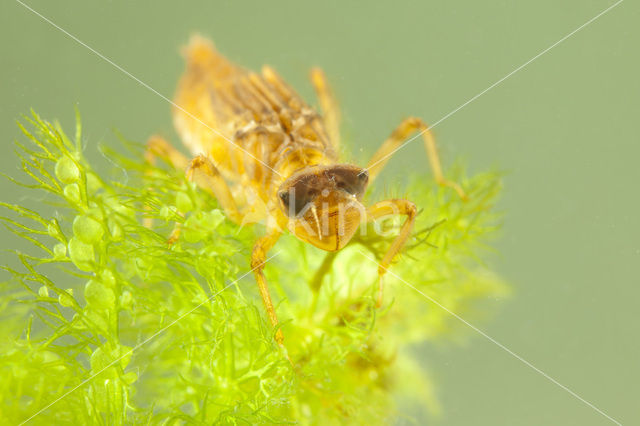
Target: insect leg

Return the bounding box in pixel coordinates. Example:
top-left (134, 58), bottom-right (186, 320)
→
top-left (366, 199), bottom-right (417, 307)
top-left (186, 155), bottom-right (241, 221)
top-left (250, 231), bottom-right (284, 345)
top-left (306, 251), bottom-right (339, 315)
top-left (167, 154), bottom-right (242, 245)
top-left (366, 117), bottom-right (466, 199)
top-left (145, 135), bottom-right (189, 170)
top-left (310, 67), bottom-right (340, 149)
top-left (309, 251), bottom-right (338, 293)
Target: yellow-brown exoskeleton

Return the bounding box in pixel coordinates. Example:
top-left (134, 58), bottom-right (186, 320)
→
top-left (146, 36), bottom-right (466, 347)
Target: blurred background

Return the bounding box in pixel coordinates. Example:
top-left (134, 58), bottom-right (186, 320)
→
top-left (1, 1), bottom-right (638, 424)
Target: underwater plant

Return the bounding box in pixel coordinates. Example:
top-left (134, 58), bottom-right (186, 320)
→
top-left (0, 111), bottom-right (507, 424)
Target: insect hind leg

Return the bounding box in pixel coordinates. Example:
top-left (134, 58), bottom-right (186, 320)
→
top-left (310, 67), bottom-right (341, 150)
top-left (366, 117), bottom-right (466, 200)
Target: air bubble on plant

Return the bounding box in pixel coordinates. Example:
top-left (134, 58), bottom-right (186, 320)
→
top-left (85, 279), bottom-right (116, 311)
top-left (101, 269), bottom-right (116, 288)
top-left (53, 243), bottom-right (66, 259)
top-left (58, 288), bottom-right (75, 307)
top-left (119, 290), bottom-right (132, 309)
top-left (68, 236), bottom-right (95, 271)
top-left (107, 219), bottom-right (124, 241)
top-left (63, 183), bottom-right (81, 204)
top-left (38, 285), bottom-right (49, 298)
top-left (55, 155), bottom-right (80, 183)
top-left (73, 215), bottom-right (104, 244)
top-left (47, 220), bottom-right (62, 240)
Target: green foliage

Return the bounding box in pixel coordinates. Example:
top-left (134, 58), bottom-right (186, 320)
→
top-left (0, 111), bottom-right (508, 425)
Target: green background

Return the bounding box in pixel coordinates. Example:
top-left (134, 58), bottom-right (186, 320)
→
top-left (1, 1), bottom-right (638, 424)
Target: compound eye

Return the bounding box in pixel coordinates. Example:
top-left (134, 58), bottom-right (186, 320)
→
top-left (292, 188), bottom-right (317, 216)
top-left (278, 190), bottom-right (289, 204)
top-left (279, 186), bottom-right (318, 217)
top-left (328, 166), bottom-right (368, 198)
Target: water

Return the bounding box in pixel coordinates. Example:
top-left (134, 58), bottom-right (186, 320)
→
top-left (1, 1), bottom-right (637, 424)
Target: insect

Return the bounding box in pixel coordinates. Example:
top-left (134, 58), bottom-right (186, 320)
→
top-left (146, 36), bottom-right (466, 347)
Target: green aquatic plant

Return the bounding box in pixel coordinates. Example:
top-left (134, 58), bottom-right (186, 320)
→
top-left (1, 111), bottom-right (507, 424)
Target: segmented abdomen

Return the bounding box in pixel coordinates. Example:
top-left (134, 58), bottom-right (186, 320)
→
top-left (172, 36), bottom-right (336, 200)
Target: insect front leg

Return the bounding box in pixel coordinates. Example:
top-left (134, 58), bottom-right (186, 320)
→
top-left (366, 117), bottom-right (467, 200)
top-left (366, 199), bottom-right (417, 307)
top-left (168, 154), bottom-right (242, 245)
top-left (310, 67), bottom-right (341, 150)
top-left (250, 231), bottom-right (284, 345)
